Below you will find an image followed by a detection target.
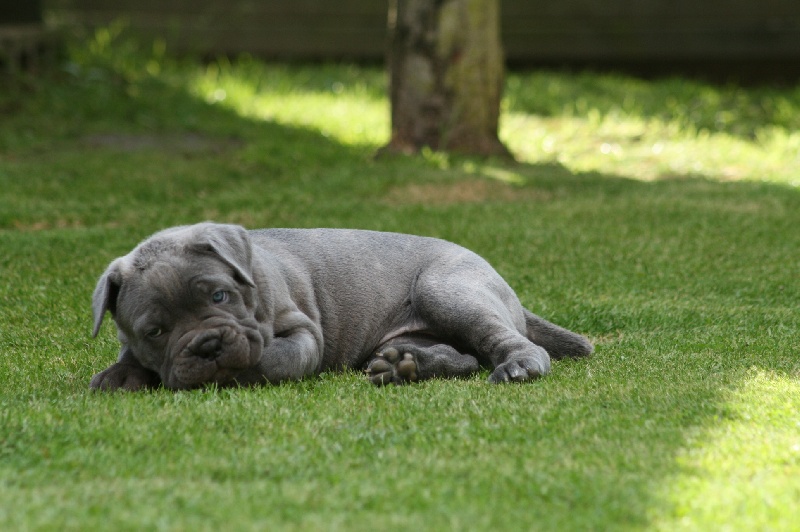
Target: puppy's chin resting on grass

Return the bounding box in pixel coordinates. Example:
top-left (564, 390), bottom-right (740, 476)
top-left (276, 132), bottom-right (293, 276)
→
top-left (90, 222), bottom-right (592, 391)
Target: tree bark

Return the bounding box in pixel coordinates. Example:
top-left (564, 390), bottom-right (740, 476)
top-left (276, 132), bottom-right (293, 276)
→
top-left (381, 0), bottom-right (511, 158)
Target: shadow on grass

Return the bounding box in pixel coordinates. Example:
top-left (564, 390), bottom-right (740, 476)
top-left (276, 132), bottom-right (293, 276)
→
top-left (0, 57), bottom-right (386, 232)
top-left (1, 44), bottom-right (798, 528)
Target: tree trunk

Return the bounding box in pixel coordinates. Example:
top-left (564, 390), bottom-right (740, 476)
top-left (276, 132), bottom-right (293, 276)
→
top-left (381, 0), bottom-right (511, 158)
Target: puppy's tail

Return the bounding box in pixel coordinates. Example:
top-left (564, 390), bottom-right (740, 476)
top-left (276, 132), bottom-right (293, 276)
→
top-left (524, 309), bottom-right (593, 359)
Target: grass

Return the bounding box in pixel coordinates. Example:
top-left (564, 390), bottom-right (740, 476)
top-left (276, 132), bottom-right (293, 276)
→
top-left (1, 27), bottom-right (799, 530)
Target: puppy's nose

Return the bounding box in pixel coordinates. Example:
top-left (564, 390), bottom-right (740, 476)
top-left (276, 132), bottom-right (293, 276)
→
top-left (192, 337), bottom-right (223, 359)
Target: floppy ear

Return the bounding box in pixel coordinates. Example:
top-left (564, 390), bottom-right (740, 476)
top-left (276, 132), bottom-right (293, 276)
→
top-left (190, 224), bottom-right (257, 288)
top-left (92, 259), bottom-right (123, 338)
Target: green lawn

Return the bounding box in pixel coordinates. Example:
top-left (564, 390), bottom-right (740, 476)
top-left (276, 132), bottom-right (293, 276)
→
top-left (1, 28), bottom-right (798, 530)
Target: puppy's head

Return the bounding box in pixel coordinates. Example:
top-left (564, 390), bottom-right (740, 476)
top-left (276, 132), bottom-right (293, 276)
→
top-left (92, 223), bottom-right (267, 389)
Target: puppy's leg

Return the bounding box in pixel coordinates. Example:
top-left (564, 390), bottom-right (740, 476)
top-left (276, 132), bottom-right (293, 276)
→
top-left (90, 346), bottom-right (161, 391)
top-left (413, 259), bottom-right (552, 384)
top-left (257, 326), bottom-right (322, 383)
top-left (364, 339), bottom-right (479, 386)
top-left (229, 310), bottom-right (325, 385)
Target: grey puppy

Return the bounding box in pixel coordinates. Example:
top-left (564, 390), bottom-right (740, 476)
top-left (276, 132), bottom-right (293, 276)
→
top-left (90, 222), bottom-right (592, 390)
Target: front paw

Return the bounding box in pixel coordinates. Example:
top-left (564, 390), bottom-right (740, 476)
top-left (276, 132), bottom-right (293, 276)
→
top-left (364, 348), bottom-right (418, 386)
top-left (90, 363), bottom-right (161, 391)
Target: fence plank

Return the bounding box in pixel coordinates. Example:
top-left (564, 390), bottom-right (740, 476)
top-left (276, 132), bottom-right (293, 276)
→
top-left (43, 0), bottom-right (800, 62)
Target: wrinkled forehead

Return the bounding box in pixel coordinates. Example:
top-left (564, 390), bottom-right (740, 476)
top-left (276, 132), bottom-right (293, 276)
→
top-left (115, 250), bottom-right (230, 322)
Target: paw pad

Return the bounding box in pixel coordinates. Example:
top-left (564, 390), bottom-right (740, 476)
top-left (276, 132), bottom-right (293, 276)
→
top-left (364, 347), bottom-right (418, 385)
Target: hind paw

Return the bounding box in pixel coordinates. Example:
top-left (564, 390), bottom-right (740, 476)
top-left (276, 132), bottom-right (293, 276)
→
top-left (364, 348), bottom-right (418, 386)
top-left (488, 354), bottom-right (550, 384)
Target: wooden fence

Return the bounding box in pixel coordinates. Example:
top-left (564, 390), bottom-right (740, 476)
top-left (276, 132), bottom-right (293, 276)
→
top-left (43, 0), bottom-right (800, 64)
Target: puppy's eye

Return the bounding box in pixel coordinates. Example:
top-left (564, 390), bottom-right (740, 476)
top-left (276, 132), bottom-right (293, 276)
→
top-left (146, 328), bottom-right (163, 339)
top-left (212, 290), bottom-right (228, 304)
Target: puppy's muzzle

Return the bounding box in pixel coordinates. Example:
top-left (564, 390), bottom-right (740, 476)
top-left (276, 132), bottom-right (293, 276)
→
top-left (168, 318), bottom-right (263, 389)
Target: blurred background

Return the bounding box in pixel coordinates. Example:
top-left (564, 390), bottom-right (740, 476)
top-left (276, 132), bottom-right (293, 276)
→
top-left (5, 0), bottom-right (800, 82)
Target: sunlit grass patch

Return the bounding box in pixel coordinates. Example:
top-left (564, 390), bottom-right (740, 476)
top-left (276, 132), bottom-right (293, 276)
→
top-left (189, 60), bottom-right (389, 147)
top-left (503, 112), bottom-right (800, 186)
top-left (653, 369), bottom-right (800, 530)
top-left (502, 73), bottom-right (800, 185)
